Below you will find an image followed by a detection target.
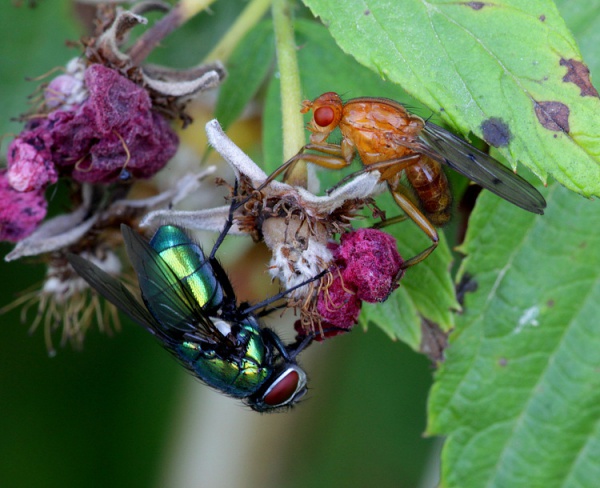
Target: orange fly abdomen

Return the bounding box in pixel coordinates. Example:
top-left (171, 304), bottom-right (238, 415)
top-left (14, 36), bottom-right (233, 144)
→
top-left (404, 157), bottom-right (452, 226)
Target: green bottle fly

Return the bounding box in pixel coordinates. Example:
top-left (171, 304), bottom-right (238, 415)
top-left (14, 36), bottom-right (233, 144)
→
top-left (68, 224), bottom-right (309, 411)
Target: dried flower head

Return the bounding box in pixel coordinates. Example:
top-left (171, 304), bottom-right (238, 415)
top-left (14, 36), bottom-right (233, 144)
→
top-left (3, 2), bottom-right (226, 242)
top-left (1, 250), bottom-right (123, 355)
top-left (2, 2), bottom-right (227, 351)
top-left (140, 120), bottom-right (401, 337)
top-left (3, 164), bottom-right (216, 352)
top-left (293, 228), bottom-right (404, 341)
top-left (9, 63), bottom-right (180, 187)
top-left (84, 4), bottom-right (226, 125)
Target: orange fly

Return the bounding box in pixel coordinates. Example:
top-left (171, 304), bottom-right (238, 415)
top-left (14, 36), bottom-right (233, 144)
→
top-left (265, 92), bottom-right (546, 267)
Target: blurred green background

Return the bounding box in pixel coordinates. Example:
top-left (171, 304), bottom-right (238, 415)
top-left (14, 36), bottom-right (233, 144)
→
top-left (0, 2), bottom-right (438, 487)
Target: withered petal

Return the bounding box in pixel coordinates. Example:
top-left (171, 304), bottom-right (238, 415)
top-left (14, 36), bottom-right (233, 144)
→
top-left (5, 184), bottom-right (97, 261)
top-left (116, 166), bottom-right (216, 210)
top-left (140, 206), bottom-right (246, 235)
top-left (6, 214), bottom-right (99, 261)
top-left (142, 62), bottom-right (226, 97)
top-left (130, 1), bottom-right (171, 16)
top-left (94, 9), bottom-right (148, 64)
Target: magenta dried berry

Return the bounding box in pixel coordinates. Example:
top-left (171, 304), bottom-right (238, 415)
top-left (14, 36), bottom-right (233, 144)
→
top-left (0, 170), bottom-right (47, 242)
top-left (337, 228), bottom-right (404, 303)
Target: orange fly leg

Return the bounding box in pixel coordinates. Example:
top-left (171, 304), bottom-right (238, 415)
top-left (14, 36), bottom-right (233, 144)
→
top-left (256, 151), bottom-right (308, 192)
top-left (372, 214), bottom-right (409, 229)
top-left (303, 142), bottom-right (345, 157)
top-left (291, 142), bottom-right (352, 171)
top-left (386, 182), bottom-right (439, 270)
top-left (294, 152), bottom-right (352, 171)
top-left (325, 154), bottom-right (421, 195)
top-left (258, 143), bottom-right (353, 193)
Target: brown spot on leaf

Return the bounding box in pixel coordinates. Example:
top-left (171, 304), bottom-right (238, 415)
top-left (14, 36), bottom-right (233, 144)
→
top-left (534, 101), bottom-right (570, 132)
top-left (420, 318), bottom-right (449, 364)
top-left (456, 273), bottom-right (478, 306)
top-left (560, 58), bottom-right (599, 97)
top-left (539, 14), bottom-right (546, 22)
top-left (498, 358), bottom-right (508, 367)
top-left (463, 1), bottom-right (487, 9)
top-left (481, 117), bottom-right (512, 147)
top-left (546, 299), bottom-right (555, 308)
top-left (364, 9), bottom-right (370, 15)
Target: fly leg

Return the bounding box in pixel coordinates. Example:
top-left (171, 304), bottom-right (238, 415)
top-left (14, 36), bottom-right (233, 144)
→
top-left (209, 179), bottom-right (242, 260)
top-left (372, 214), bottom-right (408, 228)
top-left (264, 325), bottom-right (346, 360)
top-left (241, 268), bottom-right (328, 316)
top-left (386, 182), bottom-right (439, 272)
top-left (256, 143), bottom-right (353, 192)
top-left (261, 328), bottom-right (315, 361)
top-left (325, 154), bottom-right (421, 194)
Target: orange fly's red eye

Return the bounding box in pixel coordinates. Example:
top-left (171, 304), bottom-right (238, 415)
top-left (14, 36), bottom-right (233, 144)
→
top-left (314, 106), bottom-right (335, 127)
top-left (263, 369), bottom-right (300, 406)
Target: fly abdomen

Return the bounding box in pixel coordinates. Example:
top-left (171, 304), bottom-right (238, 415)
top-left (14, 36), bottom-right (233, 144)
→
top-left (405, 157), bottom-right (452, 226)
top-left (149, 225), bottom-right (224, 310)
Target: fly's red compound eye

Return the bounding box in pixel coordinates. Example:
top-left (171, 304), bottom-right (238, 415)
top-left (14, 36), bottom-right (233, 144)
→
top-left (313, 106), bottom-right (335, 127)
top-left (262, 366), bottom-right (306, 408)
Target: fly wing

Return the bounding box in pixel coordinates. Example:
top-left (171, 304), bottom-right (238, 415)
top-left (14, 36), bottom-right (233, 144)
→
top-left (417, 122), bottom-right (546, 214)
top-left (121, 225), bottom-right (230, 345)
top-left (67, 253), bottom-right (159, 333)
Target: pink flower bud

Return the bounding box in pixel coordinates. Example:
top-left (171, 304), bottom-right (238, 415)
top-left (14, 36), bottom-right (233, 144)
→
top-left (44, 73), bottom-right (85, 110)
top-left (0, 170), bottom-right (47, 242)
top-left (7, 126), bottom-right (57, 192)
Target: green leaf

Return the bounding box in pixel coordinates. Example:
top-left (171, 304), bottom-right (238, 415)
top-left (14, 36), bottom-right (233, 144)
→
top-left (428, 185), bottom-right (600, 487)
top-left (302, 0), bottom-right (600, 198)
top-left (555, 2), bottom-right (600, 78)
top-left (214, 21), bottom-right (275, 131)
top-left (0, 2), bottom-right (80, 138)
top-left (262, 19), bottom-right (424, 171)
top-left (362, 285), bottom-right (421, 348)
top-left (147, 0), bottom-right (247, 68)
top-left (263, 19), bottom-right (457, 350)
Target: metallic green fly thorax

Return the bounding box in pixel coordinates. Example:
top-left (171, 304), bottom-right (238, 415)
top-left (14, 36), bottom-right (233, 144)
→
top-left (177, 319), bottom-right (270, 398)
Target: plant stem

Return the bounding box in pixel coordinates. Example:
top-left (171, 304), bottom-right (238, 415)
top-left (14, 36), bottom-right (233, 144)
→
top-left (272, 0), bottom-right (306, 187)
top-left (129, 0), bottom-right (217, 65)
top-left (204, 0), bottom-right (271, 63)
